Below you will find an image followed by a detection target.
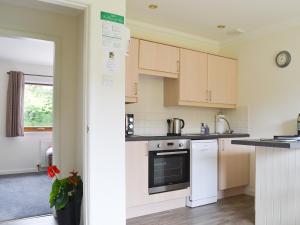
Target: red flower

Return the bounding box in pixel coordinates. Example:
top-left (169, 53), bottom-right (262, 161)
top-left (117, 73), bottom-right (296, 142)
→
top-left (52, 165), bottom-right (61, 174)
top-left (48, 167), bottom-right (55, 178)
top-left (48, 165), bottom-right (61, 178)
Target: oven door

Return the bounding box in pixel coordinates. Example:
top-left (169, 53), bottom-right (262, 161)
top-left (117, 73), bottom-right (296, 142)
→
top-left (148, 149), bottom-right (190, 194)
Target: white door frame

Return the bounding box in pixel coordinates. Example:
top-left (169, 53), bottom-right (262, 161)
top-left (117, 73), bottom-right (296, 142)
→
top-left (0, 0), bottom-right (90, 224)
top-left (37, 2), bottom-right (90, 225)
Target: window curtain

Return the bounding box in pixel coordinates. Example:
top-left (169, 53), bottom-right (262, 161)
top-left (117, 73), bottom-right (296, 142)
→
top-left (6, 71), bottom-right (25, 137)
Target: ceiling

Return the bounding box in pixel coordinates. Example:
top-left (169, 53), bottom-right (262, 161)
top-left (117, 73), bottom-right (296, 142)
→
top-left (0, 0), bottom-right (82, 16)
top-left (127, 0), bottom-right (300, 42)
top-left (0, 37), bottom-right (55, 66)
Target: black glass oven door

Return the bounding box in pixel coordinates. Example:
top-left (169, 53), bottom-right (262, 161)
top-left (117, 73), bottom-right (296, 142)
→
top-left (149, 149), bottom-right (190, 194)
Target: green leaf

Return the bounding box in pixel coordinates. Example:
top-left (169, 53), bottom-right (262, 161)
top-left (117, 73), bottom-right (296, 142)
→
top-left (49, 179), bottom-right (60, 208)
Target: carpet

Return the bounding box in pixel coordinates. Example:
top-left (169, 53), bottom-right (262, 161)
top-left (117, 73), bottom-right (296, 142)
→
top-left (0, 172), bottom-right (52, 222)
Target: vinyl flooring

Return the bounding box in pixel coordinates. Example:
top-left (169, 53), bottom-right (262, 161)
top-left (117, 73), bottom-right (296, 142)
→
top-left (127, 195), bottom-right (254, 225)
top-left (0, 195), bottom-right (254, 225)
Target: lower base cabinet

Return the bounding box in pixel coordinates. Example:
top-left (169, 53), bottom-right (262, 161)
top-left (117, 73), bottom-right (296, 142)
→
top-left (126, 138), bottom-right (252, 217)
top-left (126, 141), bottom-right (149, 208)
top-left (218, 138), bottom-right (253, 190)
top-left (126, 141), bottom-right (189, 218)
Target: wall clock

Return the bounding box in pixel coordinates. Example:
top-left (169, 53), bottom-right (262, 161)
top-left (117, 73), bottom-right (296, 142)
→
top-left (275, 51), bottom-right (291, 68)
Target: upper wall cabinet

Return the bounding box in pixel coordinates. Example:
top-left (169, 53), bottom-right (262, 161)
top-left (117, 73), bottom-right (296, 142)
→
top-left (164, 49), bottom-right (237, 109)
top-left (139, 40), bottom-right (180, 78)
top-left (179, 49), bottom-right (208, 103)
top-left (208, 55), bottom-right (237, 105)
top-left (126, 38), bottom-right (139, 103)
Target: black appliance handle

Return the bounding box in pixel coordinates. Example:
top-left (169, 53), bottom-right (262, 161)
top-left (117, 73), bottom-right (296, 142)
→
top-left (180, 119), bottom-right (185, 129)
top-left (156, 151), bottom-right (188, 156)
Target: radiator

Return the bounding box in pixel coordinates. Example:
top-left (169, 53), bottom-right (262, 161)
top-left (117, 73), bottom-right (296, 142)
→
top-left (39, 141), bottom-right (53, 170)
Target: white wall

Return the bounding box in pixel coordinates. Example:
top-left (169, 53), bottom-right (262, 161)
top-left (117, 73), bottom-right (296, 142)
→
top-left (0, 2), bottom-right (83, 177)
top-left (84, 1), bottom-right (126, 225)
top-left (221, 25), bottom-right (300, 194)
top-left (0, 60), bottom-right (53, 174)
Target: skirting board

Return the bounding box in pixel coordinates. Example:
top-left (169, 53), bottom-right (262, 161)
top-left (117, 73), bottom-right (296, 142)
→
top-left (218, 186), bottom-right (251, 199)
top-left (244, 186), bottom-right (255, 196)
top-left (127, 198), bottom-right (186, 219)
top-left (0, 168), bottom-right (37, 176)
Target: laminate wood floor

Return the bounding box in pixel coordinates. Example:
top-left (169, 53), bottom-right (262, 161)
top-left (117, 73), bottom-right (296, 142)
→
top-left (127, 195), bottom-right (254, 225)
top-left (0, 215), bottom-right (57, 225)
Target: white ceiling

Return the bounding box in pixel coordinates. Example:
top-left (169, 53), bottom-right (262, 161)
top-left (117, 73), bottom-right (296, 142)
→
top-left (0, 36), bottom-right (54, 66)
top-left (127, 0), bottom-right (300, 42)
top-left (0, 0), bottom-right (82, 16)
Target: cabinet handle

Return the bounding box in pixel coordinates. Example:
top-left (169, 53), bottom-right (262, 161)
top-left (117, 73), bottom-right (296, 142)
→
top-left (209, 90), bottom-right (212, 102)
top-left (177, 60), bottom-right (180, 72)
top-left (222, 140), bottom-right (225, 151)
top-left (134, 82), bottom-right (138, 96)
top-left (206, 90), bottom-right (209, 101)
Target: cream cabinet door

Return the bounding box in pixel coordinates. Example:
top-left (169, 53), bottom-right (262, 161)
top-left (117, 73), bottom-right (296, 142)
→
top-left (125, 38), bottom-right (139, 103)
top-left (218, 138), bottom-right (251, 190)
top-left (179, 49), bottom-right (208, 103)
top-left (208, 55), bottom-right (237, 105)
top-left (139, 40), bottom-right (180, 76)
top-left (126, 141), bottom-right (149, 207)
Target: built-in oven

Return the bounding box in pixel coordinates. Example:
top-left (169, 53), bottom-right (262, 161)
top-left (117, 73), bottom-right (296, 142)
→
top-left (148, 139), bottom-right (190, 194)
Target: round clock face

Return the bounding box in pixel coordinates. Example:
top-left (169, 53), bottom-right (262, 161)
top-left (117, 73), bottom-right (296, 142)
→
top-left (276, 51), bottom-right (291, 68)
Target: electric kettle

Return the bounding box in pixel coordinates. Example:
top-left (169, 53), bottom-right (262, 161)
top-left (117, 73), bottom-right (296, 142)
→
top-left (167, 118), bottom-right (185, 136)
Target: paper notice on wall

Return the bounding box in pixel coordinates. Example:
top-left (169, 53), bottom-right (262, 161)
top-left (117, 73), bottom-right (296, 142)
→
top-left (100, 11), bottom-right (125, 83)
top-left (103, 48), bottom-right (121, 76)
top-left (101, 11), bottom-right (124, 51)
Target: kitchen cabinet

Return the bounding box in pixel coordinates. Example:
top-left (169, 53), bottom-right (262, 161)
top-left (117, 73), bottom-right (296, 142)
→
top-left (208, 55), bottom-right (237, 105)
top-left (164, 50), bottom-right (237, 109)
top-left (126, 141), bottom-right (149, 207)
top-left (126, 141), bottom-right (190, 218)
top-left (179, 49), bottom-right (208, 103)
top-left (218, 138), bottom-right (252, 190)
top-left (139, 40), bottom-right (180, 78)
top-left (126, 38), bottom-right (139, 103)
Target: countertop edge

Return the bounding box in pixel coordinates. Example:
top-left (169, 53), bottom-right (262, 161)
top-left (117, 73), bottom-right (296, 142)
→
top-left (126, 133), bottom-right (250, 142)
top-left (231, 139), bottom-right (300, 149)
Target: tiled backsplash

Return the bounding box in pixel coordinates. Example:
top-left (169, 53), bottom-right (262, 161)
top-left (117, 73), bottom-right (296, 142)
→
top-left (126, 75), bottom-right (248, 135)
top-left (223, 106), bottom-right (249, 133)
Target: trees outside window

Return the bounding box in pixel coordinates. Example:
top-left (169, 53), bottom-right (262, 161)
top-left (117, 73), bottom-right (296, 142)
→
top-left (24, 83), bottom-right (53, 131)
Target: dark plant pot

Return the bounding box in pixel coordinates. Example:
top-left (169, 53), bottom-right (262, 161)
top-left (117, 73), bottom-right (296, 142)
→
top-left (56, 202), bottom-right (75, 225)
top-left (74, 191), bottom-right (83, 225)
top-left (56, 195), bottom-right (82, 225)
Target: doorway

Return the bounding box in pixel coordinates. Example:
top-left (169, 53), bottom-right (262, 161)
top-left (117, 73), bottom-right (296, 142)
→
top-left (0, 0), bottom-right (87, 223)
top-left (0, 36), bottom-right (55, 222)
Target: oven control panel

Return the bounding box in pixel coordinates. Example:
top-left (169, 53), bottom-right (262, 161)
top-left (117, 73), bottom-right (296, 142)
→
top-left (148, 139), bottom-right (190, 151)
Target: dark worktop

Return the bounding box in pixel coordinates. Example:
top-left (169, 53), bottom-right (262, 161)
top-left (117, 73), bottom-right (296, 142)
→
top-left (231, 139), bottom-right (300, 149)
top-left (126, 133), bottom-right (249, 142)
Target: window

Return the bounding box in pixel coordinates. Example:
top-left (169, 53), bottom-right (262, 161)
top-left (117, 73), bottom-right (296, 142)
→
top-left (24, 83), bottom-right (53, 132)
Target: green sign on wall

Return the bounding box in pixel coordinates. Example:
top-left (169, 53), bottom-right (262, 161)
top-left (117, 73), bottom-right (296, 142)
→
top-left (101, 11), bottom-right (124, 24)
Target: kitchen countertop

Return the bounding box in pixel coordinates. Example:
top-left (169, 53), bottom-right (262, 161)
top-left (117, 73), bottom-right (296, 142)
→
top-left (231, 139), bottom-right (300, 149)
top-left (126, 133), bottom-right (249, 142)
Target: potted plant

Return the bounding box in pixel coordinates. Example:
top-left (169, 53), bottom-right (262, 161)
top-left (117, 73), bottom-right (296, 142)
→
top-left (48, 165), bottom-right (83, 225)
